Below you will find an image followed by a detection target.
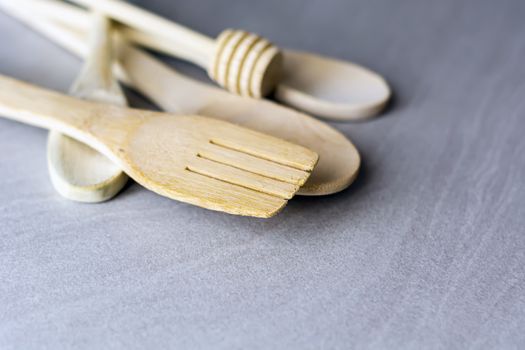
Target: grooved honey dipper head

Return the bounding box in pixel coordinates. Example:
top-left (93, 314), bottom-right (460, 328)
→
top-left (209, 29), bottom-right (283, 98)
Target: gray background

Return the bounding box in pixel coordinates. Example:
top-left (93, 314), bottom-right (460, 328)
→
top-left (1, 0), bottom-right (524, 349)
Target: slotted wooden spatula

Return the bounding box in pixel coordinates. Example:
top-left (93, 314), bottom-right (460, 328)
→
top-left (0, 75), bottom-right (318, 217)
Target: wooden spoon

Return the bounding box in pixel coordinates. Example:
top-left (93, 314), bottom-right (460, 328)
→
top-left (0, 75), bottom-right (318, 217)
top-left (0, 1), bottom-right (361, 195)
top-left (48, 13), bottom-right (128, 202)
top-left (66, 0), bottom-right (391, 121)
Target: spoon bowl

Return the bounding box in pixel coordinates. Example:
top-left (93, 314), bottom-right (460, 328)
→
top-left (276, 50), bottom-right (391, 121)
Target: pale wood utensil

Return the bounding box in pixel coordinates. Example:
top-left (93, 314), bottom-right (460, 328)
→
top-left (0, 0), bottom-right (360, 195)
top-left (48, 13), bottom-right (128, 202)
top-left (0, 75), bottom-right (318, 217)
top-left (276, 51), bottom-right (391, 121)
top-left (65, 0), bottom-right (283, 99)
top-left (65, 0), bottom-right (391, 121)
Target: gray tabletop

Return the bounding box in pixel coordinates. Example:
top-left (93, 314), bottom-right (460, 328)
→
top-left (1, 0), bottom-right (524, 349)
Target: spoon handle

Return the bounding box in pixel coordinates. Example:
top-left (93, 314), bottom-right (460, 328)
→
top-left (47, 12), bottom-right (128, 203)
top-left (0, 2), bottom-right (203, 117)
top-left (1, 0), bottom-right (186, 66)
top-left (69, 13), bottom-right (126, 106)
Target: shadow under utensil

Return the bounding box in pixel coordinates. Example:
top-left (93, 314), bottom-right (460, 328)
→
top-left (250, 156), bottom-right (374, 239)
top-left (292, 156), bottom-right (371, 211)
top-left (123, 86), bottom-right (162, 111)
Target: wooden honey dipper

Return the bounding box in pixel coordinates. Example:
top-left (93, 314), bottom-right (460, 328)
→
top-left (68, 0), bottom-right (282, 99)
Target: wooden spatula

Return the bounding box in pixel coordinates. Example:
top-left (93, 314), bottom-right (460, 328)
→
top-left (0, 75), bottom-right (318, 217)
top-left (48, 13), bottom-right (128, 202)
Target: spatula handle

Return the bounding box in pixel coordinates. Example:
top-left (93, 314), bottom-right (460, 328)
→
top-left (0, 74), bottom-right (136, 151)
top-left (0, 75), bottom-right (89, 131)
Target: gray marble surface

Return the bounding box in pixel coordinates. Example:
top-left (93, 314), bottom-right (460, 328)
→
top-left (1, 0), bottom-right (524, 349)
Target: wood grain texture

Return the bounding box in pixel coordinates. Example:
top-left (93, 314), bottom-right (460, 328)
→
top-left (0, 0), bottom-right (524, 349)
top-left (7, 0), bottom-right (388, 120)
top-left (0, 75), bottom-right (317, 217)
top-left (0, 3), bottom-right (359, 196)
top-left (71, 0), bottom-right (388, 119)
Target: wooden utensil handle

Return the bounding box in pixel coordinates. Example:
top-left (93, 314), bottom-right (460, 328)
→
top-left (46, 11), bottom-right (129, 204)
top-left (70, 14), bottom-right (117, 100)
top-left (2, 0), bottom-right (212, 67)
top-left (69, 12), bottom-right (127, 107)
top-left (0, 75), bottom-right (89, 131)
top-left (0, 3), bottom-right (192, 116)
top-left (5, 0), bottom-right (282, 98)
top-left (69, 0), bottom-right (214, 68)
top-left (67, 0), bottom-right (282, 98)
top-left (0, 0), bottom-right (88, 56)
top-left (0, 0), bottom-right (137, 87)
top-left (0, 74), bottom-right (134, 150)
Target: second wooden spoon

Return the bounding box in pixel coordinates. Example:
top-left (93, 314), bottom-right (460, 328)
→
top-left (48, 12), bottom-right (128, 202)
top-left (63, 0), bottom-right (392, 121)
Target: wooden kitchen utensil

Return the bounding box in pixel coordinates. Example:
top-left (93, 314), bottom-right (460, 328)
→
top-left (67, 0), bottom-right (391, 121)
top-left (66, 0), bottom-right (283, 99)
top-left (0, 75), bottom-right (318, 217)
top-left (0, 0), bottom-right (360, 195)
top-left (48, 13), bottom-right (128, 202)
